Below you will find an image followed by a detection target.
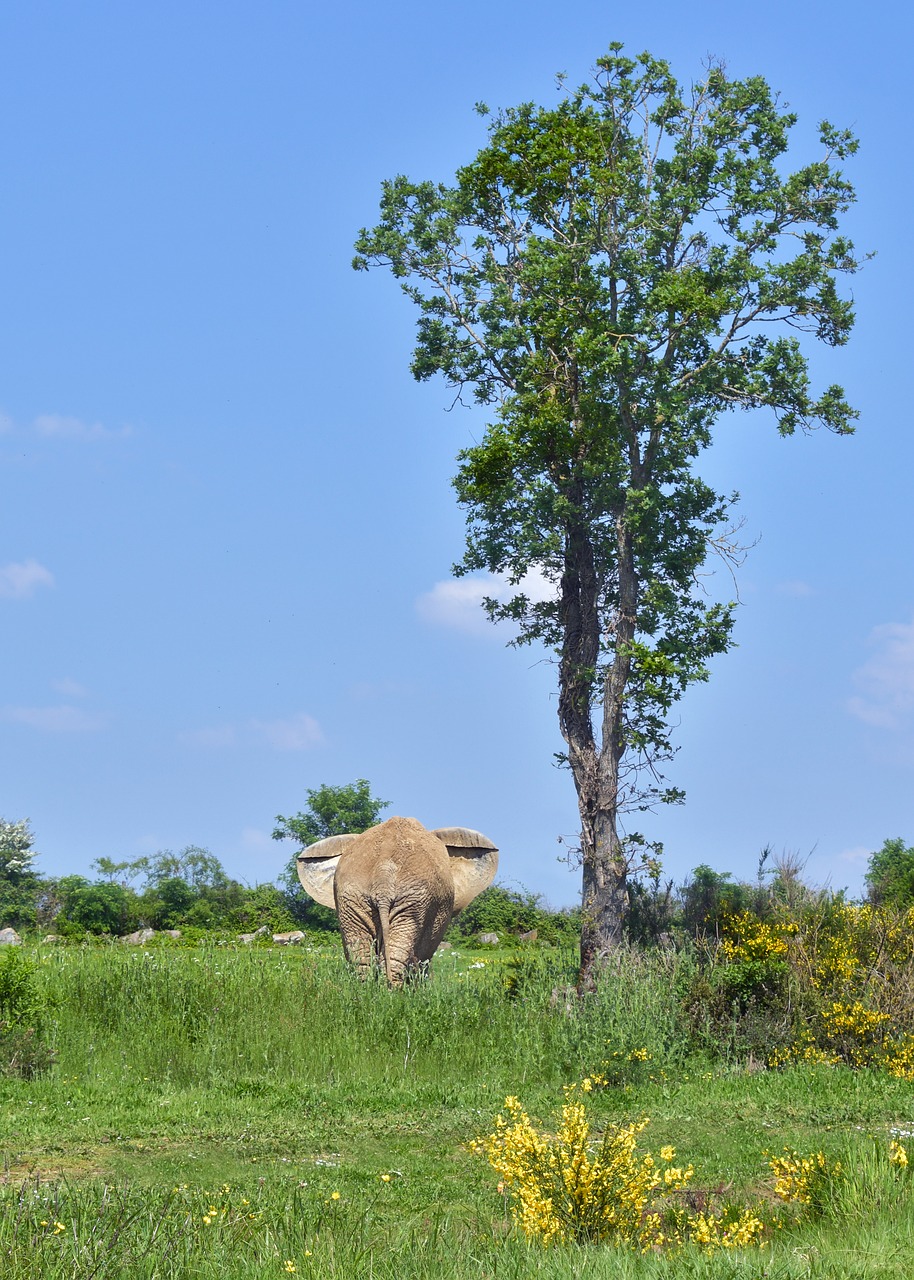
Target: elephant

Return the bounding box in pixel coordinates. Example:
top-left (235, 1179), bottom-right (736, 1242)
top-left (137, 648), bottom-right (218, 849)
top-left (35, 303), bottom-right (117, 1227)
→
top-left (295, 815), bottom-right (498, 985)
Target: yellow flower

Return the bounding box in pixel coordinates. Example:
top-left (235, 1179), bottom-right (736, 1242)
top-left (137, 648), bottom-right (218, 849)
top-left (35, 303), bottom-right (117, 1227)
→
top-left (202, 1216), bottom-right (212, 1225)
top-left (283, 1263), bottom-right (296, 1274)
top-left (330, 1190), bottom-right (340, 1200)
top-left (660, 1146), bottom-right (675, 1162)
top-left (53, 1222), bottom-right (66, 1235)
top-left (581, 1077), bottom-right (593, 1092)
top-left (890, 1140), bottom-right (908, 1168)
top-left (380, 1173), bottom-right (391, 1182)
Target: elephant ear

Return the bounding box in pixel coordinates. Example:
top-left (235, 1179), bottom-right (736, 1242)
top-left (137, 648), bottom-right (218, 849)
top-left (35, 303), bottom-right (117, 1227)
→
top-left (432, 827), bottom-right (499, 914)
top-left (295, 833), bottom-right (359, 909)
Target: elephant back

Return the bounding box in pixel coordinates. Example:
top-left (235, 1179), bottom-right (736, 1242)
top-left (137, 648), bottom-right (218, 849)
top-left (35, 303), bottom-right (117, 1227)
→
top-left (334, 816), bottom-right (455, 912)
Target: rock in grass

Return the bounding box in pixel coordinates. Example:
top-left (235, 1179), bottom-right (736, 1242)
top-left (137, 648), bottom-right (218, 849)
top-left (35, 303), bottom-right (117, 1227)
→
top-left (478, 932), bottom-right (500, 945)
top-left (272, 931), bottom-right (306, 945)
top-left (239, 925), bottom-right (270, 944)
top-left (0, 927), bottom-right (22, 945)
top-left (121, 928), bottom-right (156, 945)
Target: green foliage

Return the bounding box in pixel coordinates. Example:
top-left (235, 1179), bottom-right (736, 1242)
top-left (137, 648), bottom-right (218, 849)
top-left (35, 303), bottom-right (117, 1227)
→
top-left (710, 953), bottom-right (790, 1023)
top-left (865, 836), bottom-right (914, 908)
top-left (0, 880), bottom-right (40, 931)
top-left (273, 778), bottom-right (389, 848)
top-left (0, 816), bottom-right (41, 929)
top-left (41, 848), bottom-right (302, 938)
top-left (147, 846), bottom-right (230, 890)
top-left (0, 945), bottom-right (54, 1077)
top-left (91, 856), bottom-right (148, 885)
top-left (677, 865), bottom-right (752, 938)
top-left (448, 884), bottom-right (580, 945)
top-left (0, 946), bottom-right (45, 1025)
top-left (53, 876), bottom-right (139, 936)
top-left (223, 882), bottom-right (296, 932)
top-left (274, 780), bottom-right (388, 930)
top-left (141, 876), bottom-right (197, 928)
top-left (624, 870), bottom-right (676, 947)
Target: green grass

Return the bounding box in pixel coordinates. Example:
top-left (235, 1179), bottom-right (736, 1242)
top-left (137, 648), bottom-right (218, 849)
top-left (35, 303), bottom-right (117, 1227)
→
top-left (0, 943), bottom-right (912, 1277)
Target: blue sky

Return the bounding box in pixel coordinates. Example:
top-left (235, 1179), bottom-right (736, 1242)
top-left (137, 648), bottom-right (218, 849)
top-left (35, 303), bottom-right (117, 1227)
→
top-left (1, 0), bottom-right (911, 907)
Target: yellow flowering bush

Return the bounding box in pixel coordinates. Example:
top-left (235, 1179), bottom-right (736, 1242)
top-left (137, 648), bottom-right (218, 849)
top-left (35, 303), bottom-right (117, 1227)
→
top-left (592, 1046), bottom-right (653, 1088)
top-left (889, 1140), bottom-right (909, 1169)
top-left (472, 1093), bottom-right (765, 1252)
top-left (769, 1148), bottom-right (842, 1213)
top-left (709, 903), bottom-right (914, 1076)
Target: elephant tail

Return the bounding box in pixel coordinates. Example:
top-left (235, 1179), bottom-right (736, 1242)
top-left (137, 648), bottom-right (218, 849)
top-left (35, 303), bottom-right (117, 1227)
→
top-left (376, 898), bottom-right (394, 986)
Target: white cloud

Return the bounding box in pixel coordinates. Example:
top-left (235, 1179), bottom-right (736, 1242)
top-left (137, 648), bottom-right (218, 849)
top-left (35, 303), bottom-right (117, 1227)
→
top-left (52, 677), bottom-right (89, 698)
top-left (0, 559), bottom-right (55, 599)
top-left (251, 712), bottom-right (323, 751)
top-left (241, 826), bottom-right (273, 852)
top-left (848, 616), bottom-right (914, 730)
top-left (1, 705), bottom-right (108, 732)
top-left (776, 579), bottom-right (813, 598)
top-left (33, 413), bottom-right (132, 441)
top-left (180, 725), bottom-right (238, 748)
top-left (181, 712), bottom-right (324, 751)
top-left (837, 844), bottom-right (871, 865)
top-left (416, 568), bottom-right (556, 635)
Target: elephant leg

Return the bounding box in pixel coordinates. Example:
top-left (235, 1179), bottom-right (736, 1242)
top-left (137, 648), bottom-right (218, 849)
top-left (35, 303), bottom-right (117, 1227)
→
top-left (337, 897), bottom-right (378, 981)
top-left (346, 932), bottom-right (375, 981)
top-left (414, 904), bottom-right (453, 970)
top-left (376, 904), bottom-right (419, 987)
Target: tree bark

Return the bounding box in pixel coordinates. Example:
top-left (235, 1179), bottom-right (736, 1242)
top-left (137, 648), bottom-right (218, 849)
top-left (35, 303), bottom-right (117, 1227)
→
top-left (564, 489), bottom-right (639, 992)
top-left (579, 810), bottom-right (628, 988)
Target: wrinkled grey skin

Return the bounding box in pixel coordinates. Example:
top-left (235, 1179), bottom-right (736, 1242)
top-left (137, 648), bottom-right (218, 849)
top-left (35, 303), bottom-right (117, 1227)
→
top-left (296, 815), bottom-right (498, 986)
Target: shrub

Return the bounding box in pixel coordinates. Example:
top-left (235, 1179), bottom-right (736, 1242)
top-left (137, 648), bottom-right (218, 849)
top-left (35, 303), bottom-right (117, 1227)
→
top-left (448, 885), bottom-right (579, 944)
top-left (140, 877), bottom-right (197, 928)
top-left (684, 901), bottom-right (914, 1074)
top-left (0, 946), bottom-right (54, 1078)
top-left (472, 1090), bottom-right (765, 1251)
top-left (54, 878), bottom-right (140, 935)
top-left (678, 864), bottom-right (753, 937)
top-left (865, 837), bottom-right (914, 908)
top-left (770, 1148), bottom-right (844, 1217)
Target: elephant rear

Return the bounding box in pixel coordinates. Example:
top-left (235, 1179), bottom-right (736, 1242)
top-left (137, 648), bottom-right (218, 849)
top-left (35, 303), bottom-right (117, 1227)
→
top-left (333, 816), bottom-right (455, 984)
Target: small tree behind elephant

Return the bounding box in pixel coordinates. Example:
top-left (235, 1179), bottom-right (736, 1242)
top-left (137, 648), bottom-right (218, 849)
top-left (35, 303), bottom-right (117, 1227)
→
top-left (296, 816), bottom-right (498, 985)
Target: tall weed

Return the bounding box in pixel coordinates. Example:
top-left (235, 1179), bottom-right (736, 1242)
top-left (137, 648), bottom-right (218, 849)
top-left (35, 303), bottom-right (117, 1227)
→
top-left (36, 944), bottom-right (685, 1092)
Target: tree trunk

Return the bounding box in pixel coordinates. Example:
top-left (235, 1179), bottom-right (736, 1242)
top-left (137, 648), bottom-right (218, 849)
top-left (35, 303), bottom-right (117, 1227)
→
top-left (562, 491), bottom-right (639, 992)
top-left (579, 809), bottom-right (628, 989)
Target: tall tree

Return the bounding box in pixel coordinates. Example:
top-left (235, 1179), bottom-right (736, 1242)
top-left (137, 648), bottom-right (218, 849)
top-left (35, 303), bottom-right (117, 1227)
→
top-left (0, 817), bottom-right (41, 929)
top-left (273, 780), bottom-right (389, 929)
top-left (272, 779), bottom-right (390, 849)
top-left (865, 837), bottom-right (914, 909)
top-left (354, 48), bottom-right (862, 986)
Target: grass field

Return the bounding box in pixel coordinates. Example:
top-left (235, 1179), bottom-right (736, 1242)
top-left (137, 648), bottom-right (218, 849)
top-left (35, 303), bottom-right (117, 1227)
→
top-left (1, 942), bottom-right (912, 1277)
